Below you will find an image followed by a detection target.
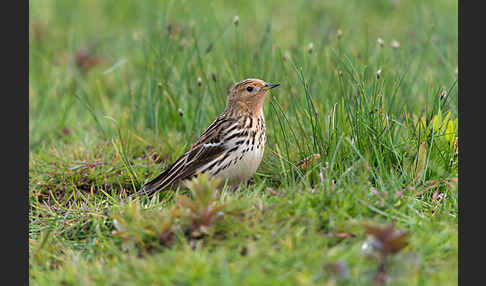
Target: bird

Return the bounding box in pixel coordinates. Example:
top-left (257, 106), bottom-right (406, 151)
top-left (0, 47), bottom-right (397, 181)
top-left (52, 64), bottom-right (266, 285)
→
top-left (134, 78), bottom-right (280, 197)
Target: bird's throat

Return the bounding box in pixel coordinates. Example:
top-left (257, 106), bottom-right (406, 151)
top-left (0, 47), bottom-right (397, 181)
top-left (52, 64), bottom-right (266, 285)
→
top-left (228, 96), bottom-right (266, 117)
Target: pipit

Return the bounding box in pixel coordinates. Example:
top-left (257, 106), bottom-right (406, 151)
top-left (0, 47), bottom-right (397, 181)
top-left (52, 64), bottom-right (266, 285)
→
top-left (136, 78), bottom-right (279, 196)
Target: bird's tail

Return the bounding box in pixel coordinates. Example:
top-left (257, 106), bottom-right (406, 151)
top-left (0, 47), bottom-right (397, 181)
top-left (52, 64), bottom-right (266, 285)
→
top-left (129, 185), bottom-right (161, 198)
top-left (130, 172), bottom-right (172, 198)
top-left (129, 156), bottom-right (186, 198)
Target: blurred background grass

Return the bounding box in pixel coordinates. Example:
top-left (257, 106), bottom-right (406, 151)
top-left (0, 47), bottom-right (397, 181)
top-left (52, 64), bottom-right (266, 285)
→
top-left (29, 0), bottom-right (457, 149)
top-left (29, 0), bottom-right (457, 284)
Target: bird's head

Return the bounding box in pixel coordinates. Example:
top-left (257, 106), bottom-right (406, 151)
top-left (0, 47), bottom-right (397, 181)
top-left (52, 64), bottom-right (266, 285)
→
top-left (227, 78), bottom-right (279, 116)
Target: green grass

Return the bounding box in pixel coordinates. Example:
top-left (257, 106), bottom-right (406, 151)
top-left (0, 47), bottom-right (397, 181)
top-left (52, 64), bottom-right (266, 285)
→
top-left (29, 0), bottom-right (458, 284)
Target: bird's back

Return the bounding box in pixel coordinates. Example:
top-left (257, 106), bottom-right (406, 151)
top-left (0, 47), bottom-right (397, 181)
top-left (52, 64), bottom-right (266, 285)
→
top-left (136, 78), bottom-right (277, 197)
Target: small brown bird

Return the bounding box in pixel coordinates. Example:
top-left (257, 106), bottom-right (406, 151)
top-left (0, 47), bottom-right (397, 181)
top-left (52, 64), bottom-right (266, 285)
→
top-left (137, 78), bottom-right (279, 196)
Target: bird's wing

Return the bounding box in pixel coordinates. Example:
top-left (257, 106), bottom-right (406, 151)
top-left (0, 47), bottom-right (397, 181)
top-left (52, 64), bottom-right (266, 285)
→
top-left (133, 116), bottom-right (241, 197)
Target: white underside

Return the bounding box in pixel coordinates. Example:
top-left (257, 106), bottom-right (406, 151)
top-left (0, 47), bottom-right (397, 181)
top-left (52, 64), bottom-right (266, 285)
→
top-left (195, 115), bottom-right (266, 187)
top-left (213, 144), bottom-right (265, 186)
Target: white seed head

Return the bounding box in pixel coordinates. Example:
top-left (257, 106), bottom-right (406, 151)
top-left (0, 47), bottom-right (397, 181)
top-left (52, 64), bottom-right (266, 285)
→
top-left (440, 88), bottom-right (447, 100)
top-left (391, 40), bottom-right (400, 49)
top-left (336, 29), bottom-right (343, 39)
top-left (377, 68), bottom-right (382, 79)
top-left (283, 51), bottom-right (291, 61)
top-left (233, 16), bottom-right (239, 26)
top-left (197, 77), bottom-right (202, 86)
top-left (307, 42), bottom-right (314, 53)
top-left (377, 37), bottom-right (384, 47)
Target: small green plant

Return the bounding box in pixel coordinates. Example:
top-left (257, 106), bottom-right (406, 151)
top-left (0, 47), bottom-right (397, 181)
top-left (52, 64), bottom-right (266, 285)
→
top-left (416, 108), bottom-right (457, 152)
top-left (111, 173), bottom-right (237, 251)
top-left (174, 174), bottom-right (228, 238)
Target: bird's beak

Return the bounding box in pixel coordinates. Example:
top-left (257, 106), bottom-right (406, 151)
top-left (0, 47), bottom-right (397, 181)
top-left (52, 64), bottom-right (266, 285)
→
top-left (263, 83), bottom-right (280, 90)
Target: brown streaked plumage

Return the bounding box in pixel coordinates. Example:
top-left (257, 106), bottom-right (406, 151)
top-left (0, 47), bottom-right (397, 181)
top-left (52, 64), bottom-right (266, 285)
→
top-left (135, 78), bottom-right (279, 197)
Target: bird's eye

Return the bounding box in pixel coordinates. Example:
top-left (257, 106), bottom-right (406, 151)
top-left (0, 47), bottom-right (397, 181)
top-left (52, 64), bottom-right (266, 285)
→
top-left (246, 86), bottom-right (254, 92)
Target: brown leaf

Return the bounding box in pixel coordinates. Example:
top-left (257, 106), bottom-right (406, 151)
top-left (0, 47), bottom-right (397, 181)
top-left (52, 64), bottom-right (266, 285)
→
top-left (152, 153), bottom-right (161, 163)
top-left (383, 232), bottom-right (409, 254)
top-left (75, 46), bottom-right (102, 73)
top-left (297, 153), bottom-right (321, 168)
top-left (364, 223), bottom-right (409, 255)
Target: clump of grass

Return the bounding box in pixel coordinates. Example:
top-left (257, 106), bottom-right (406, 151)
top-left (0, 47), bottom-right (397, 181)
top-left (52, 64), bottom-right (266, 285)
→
top-left (111, 173), bottom-right (243, 252)
top-left (29, 140), bottom-right (149, 207)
